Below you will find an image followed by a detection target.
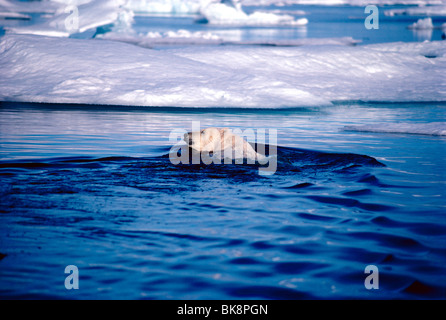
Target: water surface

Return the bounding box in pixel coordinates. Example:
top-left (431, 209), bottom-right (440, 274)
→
top-left (1, 101), bottom-right (445, 299)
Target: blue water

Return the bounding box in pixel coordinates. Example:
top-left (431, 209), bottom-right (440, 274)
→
top-left (0, 101), bottom-right (445, 299)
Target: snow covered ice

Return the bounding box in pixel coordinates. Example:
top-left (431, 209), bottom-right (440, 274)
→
top-left (0, 0), bottom-right (445, 108)
top-left (0, 34), bottom-right (445, 108)
top-left (125, 0), bottom-right (209, 14)
top-left (198, 1), bottom-right (308, 26)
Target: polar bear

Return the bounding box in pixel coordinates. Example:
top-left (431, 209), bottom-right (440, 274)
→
top-left (183, 127), bottom-right (265, 162)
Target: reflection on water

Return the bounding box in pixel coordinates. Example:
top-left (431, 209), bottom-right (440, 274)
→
top-left (412, 29), bottom-right (433, 42)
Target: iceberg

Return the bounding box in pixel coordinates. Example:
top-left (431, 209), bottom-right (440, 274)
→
top-left (99, 29), bottom-right (224, 46)
top-left (0, 34), bottom-right (445, 108)
top-left (408, 17), bottom-right (434, 30)
top-left (125, 0), bottom-right (211, 14)
top-left (407, 17), bottom-right (434, 40)
top-left (198, 1), bottom-right (308, 26)
top-left (3, 0), bottom-right (127, 37)
top-left (344, 123), bottom-right (446, 136)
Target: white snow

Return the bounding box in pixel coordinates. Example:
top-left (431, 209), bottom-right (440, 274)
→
top-left (0, 34), bottom-right (445, 108)
top-left (344, 123), bottom-right (446, 136)
top-left (126, 1), bottom-right (309, 26)
top-left (2, 0), bottom-right (308, 35)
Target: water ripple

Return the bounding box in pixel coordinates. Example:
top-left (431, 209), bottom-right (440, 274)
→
top-left (0, 144), bottom-right (444, 299)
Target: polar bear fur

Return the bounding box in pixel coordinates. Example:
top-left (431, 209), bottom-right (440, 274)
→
top-left (183, 127), bottom-right (265, 162)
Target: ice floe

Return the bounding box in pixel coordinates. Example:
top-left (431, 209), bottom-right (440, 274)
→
top-left (198, 1), bottom-right (308, 26)
top-left (408, 17), bottom-right (434, 30)
top-left (0, 34), bottom-right (445, 108)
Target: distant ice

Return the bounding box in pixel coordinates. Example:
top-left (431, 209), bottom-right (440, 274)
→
top-left (3, 0), bottom-right (126, 37)
top-left (99, 28), bottom-right (359, 47)
top-left (198, 2), bottom-right (308, 26)
top-left (125, 0), bottom-right (210, 14)
top-left (344, 123), bottom-right (446, 136)
top-left (126, 0), bottom-right (309, 26)
top-left (408, 17), bottom-right (434, 30)
top-left (407, 18), bottom-right (435, 40)
top-left (385, 5), bottom-right (446, 17)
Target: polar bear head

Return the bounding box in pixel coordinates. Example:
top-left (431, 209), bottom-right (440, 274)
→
top-left (184, 127), bottom-right (226, 152)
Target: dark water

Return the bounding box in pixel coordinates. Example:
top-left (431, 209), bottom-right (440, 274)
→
top-left (0, 102), bottom-right (445, 299)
